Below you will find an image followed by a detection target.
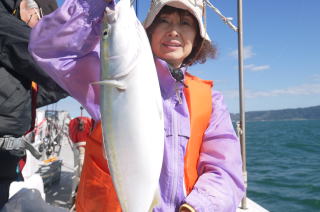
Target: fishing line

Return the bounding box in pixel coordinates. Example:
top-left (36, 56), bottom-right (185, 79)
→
top-left (135, 0), bottom-right (138, 17)
top-left (129, 0), bottom-right (138, 16)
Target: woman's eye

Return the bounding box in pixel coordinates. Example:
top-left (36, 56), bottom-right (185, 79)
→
top-left (159, 18), bottom-right (169, 23)
top-left (181, 18), bottom-right (193, 26)
top-left (181, 21), bottom-right (192, 26)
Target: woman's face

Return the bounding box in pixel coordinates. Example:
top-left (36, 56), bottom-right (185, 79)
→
top-left (150, 10), bottom-right (197, 68)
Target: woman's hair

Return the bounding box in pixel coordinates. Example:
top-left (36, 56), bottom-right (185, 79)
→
top-left (146, 5), bottom-right (217, 66)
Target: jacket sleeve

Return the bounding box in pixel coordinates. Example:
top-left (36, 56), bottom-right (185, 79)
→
top-left (36, 84), bottom-right (68, 108)
top-left (184, 90), bottom-right (245, 212)
top-left (29, 0), bottom-right (108, 120)
top-left (0, 12), bottom-right (68, 105)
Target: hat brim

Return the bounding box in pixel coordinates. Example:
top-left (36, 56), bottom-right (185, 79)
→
top-left (143, 0), bottom-right (211, 41)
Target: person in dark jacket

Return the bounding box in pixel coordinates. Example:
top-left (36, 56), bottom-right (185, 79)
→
top-left (0, 0), bottom-right (69, 208)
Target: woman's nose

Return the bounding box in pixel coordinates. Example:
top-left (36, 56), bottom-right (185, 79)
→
top-left (166, 25), bottom-right (180, 37)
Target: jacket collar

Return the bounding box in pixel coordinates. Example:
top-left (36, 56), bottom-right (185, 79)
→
top-left (155, 57), bottom-right (187, 99)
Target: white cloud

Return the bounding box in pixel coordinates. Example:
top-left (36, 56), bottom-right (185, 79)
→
top-left (230, 46), bottom-right (255, 60)
top-left (230, 46), bottom-right (271, 72)
top-left (223, 90), bottom-right (239, 99)
top-left (244, 64), bottom-right (270, 72)
top-left (223, 83), bottom-right (320, 99)
top-left (311, 74), bottom-right (320, 81)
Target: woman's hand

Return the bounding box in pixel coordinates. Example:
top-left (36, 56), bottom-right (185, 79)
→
top-left (19, 0), bottom-right (41, 28)
top-left (179, 203), bottom-right (196, 212)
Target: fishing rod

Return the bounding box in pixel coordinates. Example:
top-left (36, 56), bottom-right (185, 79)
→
top-left (135, 0), bottom-right (138, 16)
top-left (130, 0), bottom-right (138, 16)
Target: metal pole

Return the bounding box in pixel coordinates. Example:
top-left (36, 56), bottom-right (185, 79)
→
top-left (237, 0), bottom-right (247, 209)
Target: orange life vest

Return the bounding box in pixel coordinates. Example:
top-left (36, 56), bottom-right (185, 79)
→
top-left (76, 73), bottom-right (213, 212)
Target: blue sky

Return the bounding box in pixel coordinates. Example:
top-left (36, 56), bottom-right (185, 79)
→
top-left (53, 0), bottom-right (320, 118)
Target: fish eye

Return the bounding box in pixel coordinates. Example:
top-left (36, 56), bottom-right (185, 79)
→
top-left (102, 28), bottom-right (109, 39)
top-left (103, 29), bottom-right (108, 36)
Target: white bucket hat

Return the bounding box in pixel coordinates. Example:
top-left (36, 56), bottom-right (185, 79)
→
top-left (143, 0), bottom-right (210, 41)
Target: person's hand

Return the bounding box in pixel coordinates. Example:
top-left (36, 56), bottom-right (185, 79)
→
top-left (179, 203), bottom-right (196, 212)
top-left (104, 0), bottom-right (115, 11)
top-left (19, 0), bottom-right (41, 28)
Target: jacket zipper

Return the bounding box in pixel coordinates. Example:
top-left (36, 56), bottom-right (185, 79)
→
top-left (169, 96), bottom-right (179, 209)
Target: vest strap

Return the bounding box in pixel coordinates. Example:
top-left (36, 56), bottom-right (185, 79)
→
top-left (0, 133), bottom-right (41, 159)
top-left (183, 72), bottom-right (213, 194)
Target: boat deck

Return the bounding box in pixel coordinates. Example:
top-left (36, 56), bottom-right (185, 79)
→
top-left (45, 138), bottom-right (269, 212)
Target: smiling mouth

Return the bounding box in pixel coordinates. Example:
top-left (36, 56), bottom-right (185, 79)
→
top-left (163, 43), bottom-right (181, 48)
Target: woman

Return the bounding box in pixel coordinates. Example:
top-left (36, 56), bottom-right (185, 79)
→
top-left (29, 0), bottom-right (245, 211)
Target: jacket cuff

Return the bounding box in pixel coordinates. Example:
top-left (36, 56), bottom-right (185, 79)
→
top-left (82, 0), bottom-right (108, 22)
top-left (184, 189), bottom-right (216, 212)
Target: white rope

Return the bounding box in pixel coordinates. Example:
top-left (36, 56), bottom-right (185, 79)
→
top-left (205, 0), bottom-right (238, 32)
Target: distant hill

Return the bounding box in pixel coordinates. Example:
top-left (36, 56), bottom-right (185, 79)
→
top-left (230, 105), bottom-right (320, 122)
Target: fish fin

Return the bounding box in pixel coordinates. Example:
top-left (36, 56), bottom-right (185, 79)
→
top-left (91, 80), bottom-right (127, 90)
top-left (148, 188), bottom-right (161, 212)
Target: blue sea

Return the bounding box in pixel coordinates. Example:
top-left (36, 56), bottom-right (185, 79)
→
top-left (244, 120), bottom-right (320, 212)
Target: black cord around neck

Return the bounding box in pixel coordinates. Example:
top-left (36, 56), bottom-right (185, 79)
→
top-left (169, 68), bottom-right (188, 88)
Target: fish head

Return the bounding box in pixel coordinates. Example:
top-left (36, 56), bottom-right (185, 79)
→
top-left (100, 0), bottom-right (142, 79)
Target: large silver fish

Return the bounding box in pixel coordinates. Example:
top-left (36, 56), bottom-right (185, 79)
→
top-left (93, 0), bottom-right (164, 211)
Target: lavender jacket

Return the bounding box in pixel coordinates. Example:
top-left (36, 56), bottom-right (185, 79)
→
top-left (29, 0), bottom-right (245, 211)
